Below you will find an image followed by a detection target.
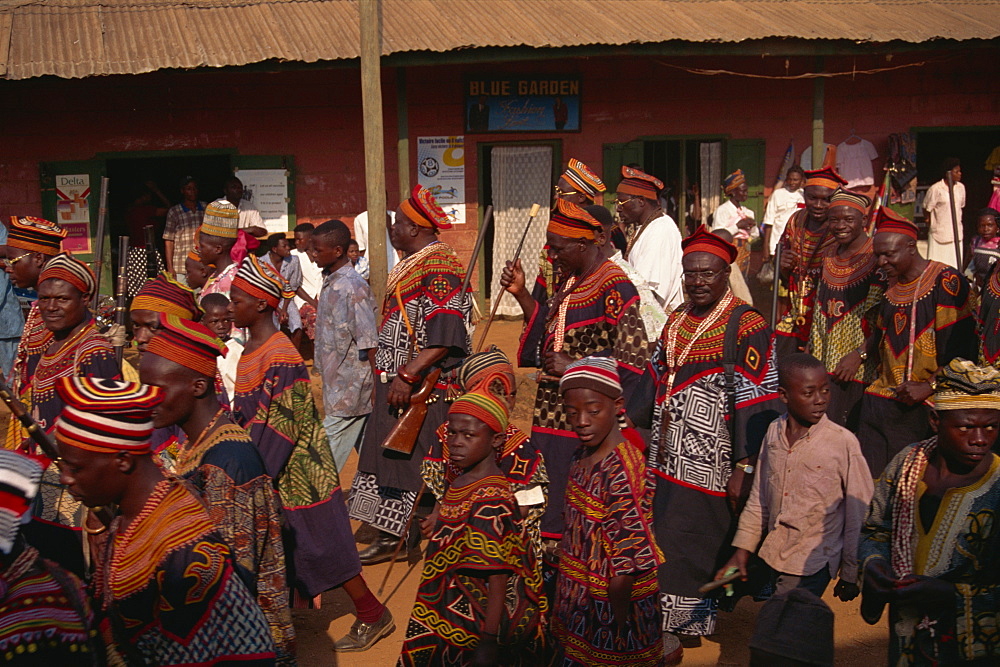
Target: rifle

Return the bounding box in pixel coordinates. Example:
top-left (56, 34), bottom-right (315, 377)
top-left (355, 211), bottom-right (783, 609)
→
top-left (0, 375), bottom-right (113, 526)
top-left (90, 177), bottom-right (110, 309)
top-left (381, 368), bottom-right (441, 454)
top-left (114, 236), bottom-right (130, 366)
top-left (946, 171), bottom-right (963, 270)
top-left (144, 225), bottom-right (157, 279)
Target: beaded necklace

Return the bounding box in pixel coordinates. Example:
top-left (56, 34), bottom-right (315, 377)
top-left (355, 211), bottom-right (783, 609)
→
top-left (663, 291), bottom-right (734, 395)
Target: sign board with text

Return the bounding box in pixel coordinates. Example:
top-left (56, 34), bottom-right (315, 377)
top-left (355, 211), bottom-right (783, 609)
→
top-left (465, 76), bottom-right (581, 134)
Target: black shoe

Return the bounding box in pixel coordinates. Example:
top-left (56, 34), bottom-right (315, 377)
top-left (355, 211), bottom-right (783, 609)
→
top-left (358, 534), bottom-right (401, 565)
top-left (333, 608), bottom-right (395, 652)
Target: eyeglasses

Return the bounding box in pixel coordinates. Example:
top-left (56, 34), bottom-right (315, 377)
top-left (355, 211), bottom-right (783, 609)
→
top-left (682, 269), bottom-right (725, 284)
top-left (1, 251), bottom-right (32, 268)
top-left (554, 185), bottom-right (580, 197)
top-left (615, 196), bottom-right (640, 207)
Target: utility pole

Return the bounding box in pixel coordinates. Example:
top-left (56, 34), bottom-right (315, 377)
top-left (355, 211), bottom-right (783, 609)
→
top-left (359, 0), bottom-right (387, 306)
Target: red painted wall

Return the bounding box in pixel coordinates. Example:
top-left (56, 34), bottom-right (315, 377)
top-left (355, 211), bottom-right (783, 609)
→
top-left (1, 49), bottom-right (997, 264)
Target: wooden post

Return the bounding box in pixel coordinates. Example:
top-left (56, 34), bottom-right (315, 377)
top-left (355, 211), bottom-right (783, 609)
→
top-left (359, 0), bottom-right (388, 306)
top-left (811, 57), bottom-right (825, 170)
top-left (397, 68), bottom-right (410, 202)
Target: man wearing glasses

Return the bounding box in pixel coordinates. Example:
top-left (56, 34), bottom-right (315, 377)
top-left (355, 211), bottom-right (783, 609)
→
top-left (616, 165), bottom-right (684, 312)
top-left (2, 216), bottom-right (66, 383)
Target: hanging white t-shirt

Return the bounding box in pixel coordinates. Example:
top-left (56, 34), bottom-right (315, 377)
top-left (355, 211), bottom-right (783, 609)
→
top-left (762, 188), bottom-right (804, 255)
top-left (353, 210), bottom-right (399, 273)
top-left (836, 139), bottom-right (879, 188)
top-left (291, 248), bottom-right (322, 309)
top-left (237, 199), bottom-right (265, 230)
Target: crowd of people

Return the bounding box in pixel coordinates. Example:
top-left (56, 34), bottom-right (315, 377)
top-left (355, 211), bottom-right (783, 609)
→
top-left (0, 154), bottom-right (997, 667)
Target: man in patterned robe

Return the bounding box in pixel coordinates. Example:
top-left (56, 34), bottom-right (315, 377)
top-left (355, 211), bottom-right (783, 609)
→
top-left (499, 199), bottom-right (650, 541)
top-left (55, 377), bottom-right (276, 665)
top-left (348, 186), bottom-right (472, 563)
top-left (648, 226), bottom-right (781, 643)
top-left (856, 208), bottom-right (976, 477)
top-left (773, 167), bottom-right (846, 359)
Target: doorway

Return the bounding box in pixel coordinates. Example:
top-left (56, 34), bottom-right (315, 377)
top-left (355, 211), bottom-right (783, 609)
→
top-left (477, 141), bottom-right (560, 312)
top-left (105, 153), bottom-right (232, 258)
top-left (914, 127), bottom-right (1000, 238)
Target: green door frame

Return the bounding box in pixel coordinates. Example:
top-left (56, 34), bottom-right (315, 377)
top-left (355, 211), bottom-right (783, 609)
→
top-left (474, 139), bottom-right (562, 301)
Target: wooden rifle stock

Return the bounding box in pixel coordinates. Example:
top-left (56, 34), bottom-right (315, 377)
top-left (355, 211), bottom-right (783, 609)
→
top-left (381, 368), bottom-right (442, 454)
top-left (0, 376), bottom-right (114, 527)
top-left (114, 235), bottom-right (130, 366)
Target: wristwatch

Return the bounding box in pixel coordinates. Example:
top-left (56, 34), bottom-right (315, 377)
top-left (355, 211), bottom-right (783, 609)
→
top-left (858, 348), bottom-right (868, 361)
top-left (736, 462), bottom-right (755, 474)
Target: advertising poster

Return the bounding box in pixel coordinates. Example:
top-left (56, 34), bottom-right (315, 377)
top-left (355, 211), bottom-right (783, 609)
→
top-left (55, 174), bottom-right (91, 224)
top-left (62, 222), bottom-right (93, 254)
top-left (465, 76), bottom-right (581, 133)
top-left (417, 136), bottom-right (466, 225)
top-left (236, 169), bottom-right (290, 233)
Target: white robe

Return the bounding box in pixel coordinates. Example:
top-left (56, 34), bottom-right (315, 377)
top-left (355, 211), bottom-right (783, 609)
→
top-left (625, 213), bottom-right (684, 311)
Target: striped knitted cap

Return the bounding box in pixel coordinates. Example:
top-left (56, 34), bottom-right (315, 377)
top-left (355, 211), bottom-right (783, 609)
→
top-left (0, 450), bottom-right (42, 555)
top-left (804, 166), bottom-right (848, 190)
top-left (683, 224), bottom-right (738, 265)
top-left (457, 346), bottom-right (515, 395)
top-left (563, 159), bottom-right (605, 199)
top-left (199, 198), bottom-right (240, 239)
top-left (560, 356), bottom-right (622, 399)
top-left (829, 189), bottom-right (871, 215)
top-left (724, 169), bottom-right (746, 194)
top-left (38, 252), bottom-right (95, 295)
top-left (448, 388), bottom-right (509, 433)
top-left (131, 272), bottom-right (203, 320)
top-left (7, 216), bottom-right (66, 254)
top-left (874, 206), bottom-right (918, 240)
top-left (55, 377), bottom-right (163, 455)
top-left (617, 165), bottom-right (663, 200)
top-left (548, 198), bottom-right (602, 241)
top-left (399, 185), bottom-right (451, 231)
top-left (146, 314), bottom-right (226, 378)
top-left (231, 254), bottom-right (294, 308)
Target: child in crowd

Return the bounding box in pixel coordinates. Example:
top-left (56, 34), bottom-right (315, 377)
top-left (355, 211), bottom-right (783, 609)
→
top-left (184, 248), bottom-right (209, 292)
top-left (263, 232), bottom-right (303, 339)
top-left (347, 238), bottom-right (370, 280)
top-left (717, 353), bottom-right (873, 599)
top-left (200, 292), bottom-right (241, 404)
top-left (762, 165), bottom-right (805, 261)
top-left (966, 207), bottom-right (1000, 288)
top-left (552, 357), bottom-right (664, 667)
top-left (228, 254), bottom-right (393, 651)
top-left (400, 389), bottom-right (543, 666)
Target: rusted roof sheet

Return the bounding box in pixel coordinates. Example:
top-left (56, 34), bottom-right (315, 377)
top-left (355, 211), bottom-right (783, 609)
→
top-left (1, 0), bottom-right (998, 80)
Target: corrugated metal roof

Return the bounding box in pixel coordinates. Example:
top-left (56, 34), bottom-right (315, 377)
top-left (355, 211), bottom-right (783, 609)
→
top-left (1, 0), bottom-right (998, 80)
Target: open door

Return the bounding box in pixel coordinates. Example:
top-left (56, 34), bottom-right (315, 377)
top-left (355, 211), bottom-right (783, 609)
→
top-left (230, 155), bottom-right (296, 233)
top-left (39, 159), bottom-right (114, 297)
top-left (726, 138), bottom-right (766, 221)
top-left (602, 140), bottom-right (644, 209)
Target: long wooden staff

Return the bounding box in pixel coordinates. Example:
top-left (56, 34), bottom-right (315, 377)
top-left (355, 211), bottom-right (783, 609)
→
top-left (0, 376), bottom-right (113, 526)
top-left (458, 205), bottom-right (494, 309)
top-left (377, 482), bottom-right (425, 596)
top-left (475, 203), bottom-right (541, 352)
top-left (946, 171), bottom-right (963, 269)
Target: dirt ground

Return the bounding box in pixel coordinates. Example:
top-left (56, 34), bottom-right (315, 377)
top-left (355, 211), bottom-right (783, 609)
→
top-left (296, 318), bottom-right (889, 666)
top-left (0, 288), bottom-right (888, 664)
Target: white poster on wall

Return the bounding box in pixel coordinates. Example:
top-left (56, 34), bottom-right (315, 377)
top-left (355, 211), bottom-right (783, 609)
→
top-left (417, 136), bottom-right (466, 224)
top-left (236, 169), bottom-right (290, 233)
